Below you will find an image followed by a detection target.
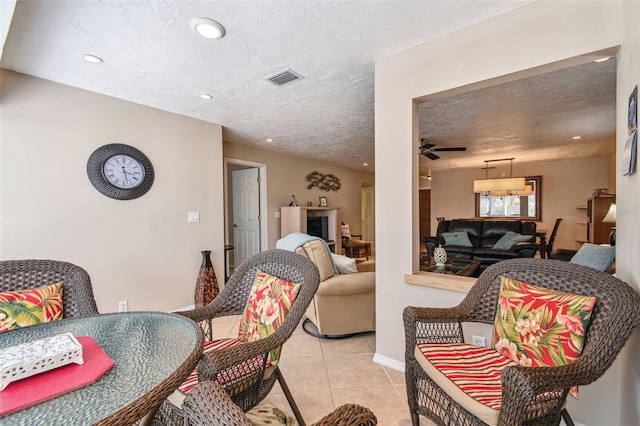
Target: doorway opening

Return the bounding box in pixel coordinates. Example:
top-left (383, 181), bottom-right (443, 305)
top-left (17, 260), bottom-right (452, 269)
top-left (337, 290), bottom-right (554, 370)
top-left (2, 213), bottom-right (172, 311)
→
top-left (224, 158), bottom-right (268, 277)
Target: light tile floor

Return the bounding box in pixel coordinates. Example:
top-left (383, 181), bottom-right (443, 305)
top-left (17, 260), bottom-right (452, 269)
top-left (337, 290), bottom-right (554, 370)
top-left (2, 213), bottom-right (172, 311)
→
top-left (210, 315), bottom-right (430, 426)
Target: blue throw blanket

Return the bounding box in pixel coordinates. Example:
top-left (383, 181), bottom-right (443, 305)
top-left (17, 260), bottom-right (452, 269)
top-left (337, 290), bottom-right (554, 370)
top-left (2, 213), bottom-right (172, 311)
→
top-left (276, 232), bottom-right (339, 275)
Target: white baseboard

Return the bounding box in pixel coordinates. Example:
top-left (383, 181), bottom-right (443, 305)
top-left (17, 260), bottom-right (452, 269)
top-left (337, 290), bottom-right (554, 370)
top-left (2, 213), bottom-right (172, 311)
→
top-left (171, 304), bottom-right (194, 312)
top-left (373, 352), bottom-right (405, 373)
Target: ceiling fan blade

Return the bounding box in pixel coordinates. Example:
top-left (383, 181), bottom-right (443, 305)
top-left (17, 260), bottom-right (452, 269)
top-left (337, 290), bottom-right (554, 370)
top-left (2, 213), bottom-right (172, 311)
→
top-left (432, 147), bottom-right (467, 152)
top-left (422, 152), bottom-right (440, 160)
top-left (419, 141), bottom-right (436, 150)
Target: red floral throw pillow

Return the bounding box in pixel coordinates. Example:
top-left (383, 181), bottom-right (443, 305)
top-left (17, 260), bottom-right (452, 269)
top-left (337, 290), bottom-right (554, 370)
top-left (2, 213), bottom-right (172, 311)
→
top-left (0, 283), bottom-right (63, 333)
top-left (492, 276), bottom-right (596, 398)
top-left (238, 270), bottom-right (301, 365)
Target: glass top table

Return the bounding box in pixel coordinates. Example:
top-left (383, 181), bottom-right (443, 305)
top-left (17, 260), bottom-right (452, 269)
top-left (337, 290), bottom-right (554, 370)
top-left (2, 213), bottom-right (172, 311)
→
top-left (0, 312), bottom-right (203, 425)
top-left (420, 258), bottom-right (481, 277)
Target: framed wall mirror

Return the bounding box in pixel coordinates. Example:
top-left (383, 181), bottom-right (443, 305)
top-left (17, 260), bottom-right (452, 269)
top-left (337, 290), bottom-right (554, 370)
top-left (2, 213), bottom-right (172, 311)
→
top-left (475, 176), bottom-right (542, 221)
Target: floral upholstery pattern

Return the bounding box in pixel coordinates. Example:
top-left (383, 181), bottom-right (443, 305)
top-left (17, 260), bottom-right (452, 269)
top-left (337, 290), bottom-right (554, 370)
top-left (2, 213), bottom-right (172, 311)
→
top-left (0, 283), bottom-right (63, 333)
top-left (238, 270), bottom-right (301, 365)
top-left (492, 276), bottom-right (597, 397)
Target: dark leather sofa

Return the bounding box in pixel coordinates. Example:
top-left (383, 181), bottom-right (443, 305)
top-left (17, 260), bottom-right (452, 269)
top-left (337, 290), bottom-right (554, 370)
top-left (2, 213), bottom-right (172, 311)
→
top-left (424, 219), bottom-right (540, 273)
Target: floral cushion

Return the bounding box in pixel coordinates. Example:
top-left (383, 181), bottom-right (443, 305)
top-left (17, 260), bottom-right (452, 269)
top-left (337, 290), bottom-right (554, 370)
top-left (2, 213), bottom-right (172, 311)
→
top-left (238, 270), bottom-right (301, 365)
top-left (492, 276), bottom-right (597, 397)
top-left (0, 283), bottom-right (63, 333)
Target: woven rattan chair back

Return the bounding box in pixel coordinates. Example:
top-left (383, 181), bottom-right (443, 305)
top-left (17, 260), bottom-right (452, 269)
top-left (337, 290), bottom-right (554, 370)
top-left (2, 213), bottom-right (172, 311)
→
top-left (0, 259), bottom-right (99, 318)
top-left (463, 258), bottom-right (640, 372)
top-left (157, 249), bottom-right (320, 426)
top-left (405, 258), bottom-right (640, 426)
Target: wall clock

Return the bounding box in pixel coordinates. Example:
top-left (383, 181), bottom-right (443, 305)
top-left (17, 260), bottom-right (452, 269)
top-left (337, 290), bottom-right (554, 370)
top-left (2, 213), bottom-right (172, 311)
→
top-left (87, 143), bottom-right (154, 200)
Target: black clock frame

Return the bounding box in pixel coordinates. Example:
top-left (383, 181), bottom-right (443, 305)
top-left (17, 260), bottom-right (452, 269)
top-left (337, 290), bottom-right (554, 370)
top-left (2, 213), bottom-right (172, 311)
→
top-left (87, 143), bottom-right (154, 200)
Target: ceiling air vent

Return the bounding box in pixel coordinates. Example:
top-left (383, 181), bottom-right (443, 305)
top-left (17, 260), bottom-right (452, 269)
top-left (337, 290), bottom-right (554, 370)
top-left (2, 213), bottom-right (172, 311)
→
top-left (266, 69), bottom-right (304, 86)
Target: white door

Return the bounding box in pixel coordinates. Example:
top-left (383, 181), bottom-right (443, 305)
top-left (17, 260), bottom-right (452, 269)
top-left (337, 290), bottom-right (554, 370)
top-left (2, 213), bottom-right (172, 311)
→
top-left (362, 186), bottom-right (375, 245)
top-left (232, 168), bottom-right (261, 267)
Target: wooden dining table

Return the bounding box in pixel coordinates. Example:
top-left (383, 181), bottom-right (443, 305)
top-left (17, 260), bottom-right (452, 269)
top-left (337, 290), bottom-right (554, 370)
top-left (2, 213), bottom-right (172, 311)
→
top-left (0, 312), bottom-right (203, 425)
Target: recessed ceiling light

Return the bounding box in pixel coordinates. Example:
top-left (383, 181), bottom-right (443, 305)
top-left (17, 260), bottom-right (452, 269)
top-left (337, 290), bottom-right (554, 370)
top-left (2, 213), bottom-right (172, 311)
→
top-left (266, 139), bottom-right (273, 142)
top-left (198, 93), bottom-right (213, 100)
top-left (594, 57), bottom-right (611, 63)
top-left (572, 136), bottom-right (582, 140)
top-left (190, 18), bottom-right (226, 40)
top-left (363, 163), bottom-right (368, 166)
top-left (82, 54), bottom-right (103, 64)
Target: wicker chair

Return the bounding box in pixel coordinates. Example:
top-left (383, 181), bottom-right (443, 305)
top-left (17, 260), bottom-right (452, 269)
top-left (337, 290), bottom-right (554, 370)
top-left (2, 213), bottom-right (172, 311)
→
top-left (177, 379), bottom-right (377, 426)
top-left (155, 249), bottom-right (320, 425)
top-left (0, 259), bottom-right (98, 318)
top-left (404, 258), bottom-right (640, 426)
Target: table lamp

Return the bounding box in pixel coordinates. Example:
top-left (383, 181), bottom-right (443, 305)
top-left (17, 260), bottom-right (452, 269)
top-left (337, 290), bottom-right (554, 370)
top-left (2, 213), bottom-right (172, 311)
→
top-left (602, 203), bottom-right (616, 246)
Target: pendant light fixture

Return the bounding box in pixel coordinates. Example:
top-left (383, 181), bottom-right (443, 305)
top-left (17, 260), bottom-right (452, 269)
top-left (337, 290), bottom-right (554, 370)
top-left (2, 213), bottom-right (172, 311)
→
top-left (473, 158), bottom-right (526, 194)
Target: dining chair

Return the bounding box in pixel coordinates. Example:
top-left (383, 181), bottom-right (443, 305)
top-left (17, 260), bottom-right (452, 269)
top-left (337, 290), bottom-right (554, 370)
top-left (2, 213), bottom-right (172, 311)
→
top-left (404, 258), bottom-right (640, 426)
top-left (543, 218), bottom-right (563, 259)
top-left (0, 259), bottom-right (99, 318)
top-left (155, 249), bottom-right (320, 426)
top-left (177, 379), bottom-right (377, 426)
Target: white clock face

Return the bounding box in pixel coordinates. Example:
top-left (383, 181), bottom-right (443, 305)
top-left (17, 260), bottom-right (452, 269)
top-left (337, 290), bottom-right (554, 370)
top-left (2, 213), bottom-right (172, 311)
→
top-left (102, 154), bottom-right (145, 189)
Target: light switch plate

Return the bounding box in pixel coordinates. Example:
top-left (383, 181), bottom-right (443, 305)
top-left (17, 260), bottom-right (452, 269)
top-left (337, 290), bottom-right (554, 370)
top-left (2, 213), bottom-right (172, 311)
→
top-left (188, 212), bottom-right (200, 223)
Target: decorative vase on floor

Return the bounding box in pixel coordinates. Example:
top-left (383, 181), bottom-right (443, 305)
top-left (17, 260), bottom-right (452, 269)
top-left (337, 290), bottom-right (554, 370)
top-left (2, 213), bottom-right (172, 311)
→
top-left (195, 250), bottom-right (219, 308)
top-left (434, 244), bottom-right (448, 267)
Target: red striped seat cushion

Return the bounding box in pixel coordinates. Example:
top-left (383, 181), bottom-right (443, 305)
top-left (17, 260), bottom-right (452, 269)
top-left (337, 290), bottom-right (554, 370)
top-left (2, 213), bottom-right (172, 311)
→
top-left (179, 338), bottom-right (244, 394)
top-left (415, 343), bottom-right (518, 425)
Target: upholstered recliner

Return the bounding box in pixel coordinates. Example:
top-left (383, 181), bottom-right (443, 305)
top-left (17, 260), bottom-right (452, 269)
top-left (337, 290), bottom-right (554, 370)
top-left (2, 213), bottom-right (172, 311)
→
top-left (424, 219), bottom-right (539, 273)
top-left (295, 239), bottom-right (376, 337)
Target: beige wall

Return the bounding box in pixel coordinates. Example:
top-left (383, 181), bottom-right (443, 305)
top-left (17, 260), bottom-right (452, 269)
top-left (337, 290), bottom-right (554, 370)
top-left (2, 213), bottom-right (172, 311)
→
top-left (0, 70), bottom-right (225, 313)
top-left (614, 1), bottom-right (640, 424)
top-left (431, 157), bottom-right (612, 251)
top-left (224, 141), bottom-right (374, 248)
top-left (375, 1), bottom-right (637, 424)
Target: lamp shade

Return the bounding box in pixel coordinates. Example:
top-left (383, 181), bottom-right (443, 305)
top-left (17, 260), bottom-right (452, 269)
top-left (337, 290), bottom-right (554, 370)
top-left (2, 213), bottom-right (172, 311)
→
top-left (602, 203), bottom-right (616, 223)
top-left (473, 177), bottom-right (526, 193)
top-left (491, 184), bottom-right (533, 197)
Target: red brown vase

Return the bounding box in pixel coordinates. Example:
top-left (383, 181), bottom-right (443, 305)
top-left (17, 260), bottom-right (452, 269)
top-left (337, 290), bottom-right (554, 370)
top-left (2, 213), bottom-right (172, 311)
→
top-left (195, 250), bottom-right (219, 308)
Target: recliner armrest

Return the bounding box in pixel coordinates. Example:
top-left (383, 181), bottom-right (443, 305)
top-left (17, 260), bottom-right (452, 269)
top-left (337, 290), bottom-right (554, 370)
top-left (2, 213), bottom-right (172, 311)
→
top-left (511, 242), bottom-right (540, 258)
top-left (423, 236), bottom-right (442, 256)
top-left (317, 272), bottom-right (375, 296)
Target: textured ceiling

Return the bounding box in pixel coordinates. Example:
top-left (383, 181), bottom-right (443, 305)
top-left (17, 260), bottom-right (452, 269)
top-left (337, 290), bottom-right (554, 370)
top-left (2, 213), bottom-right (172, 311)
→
top-left (418, 58), bottom-right (617, 176)
top-left (0, 0), bottom-right (538, 172)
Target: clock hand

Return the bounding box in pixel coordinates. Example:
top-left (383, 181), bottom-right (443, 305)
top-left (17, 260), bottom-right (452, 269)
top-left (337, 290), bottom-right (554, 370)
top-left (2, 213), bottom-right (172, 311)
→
top-left (122, 166), bottom-right (130, 184)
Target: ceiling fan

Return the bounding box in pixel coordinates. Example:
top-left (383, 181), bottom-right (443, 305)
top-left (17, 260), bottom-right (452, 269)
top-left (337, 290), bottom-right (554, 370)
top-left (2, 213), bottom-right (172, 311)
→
top-left (418, 139), bottom-right (467, 160)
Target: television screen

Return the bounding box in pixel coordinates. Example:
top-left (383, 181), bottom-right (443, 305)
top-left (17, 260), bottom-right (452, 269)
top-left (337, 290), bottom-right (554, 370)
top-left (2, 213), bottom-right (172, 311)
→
top-left (307, 216), bottom-right (329, 241)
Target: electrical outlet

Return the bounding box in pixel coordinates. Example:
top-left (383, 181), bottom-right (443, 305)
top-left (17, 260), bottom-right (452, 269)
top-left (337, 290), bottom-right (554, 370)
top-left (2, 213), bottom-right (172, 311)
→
top-left (118, 300), bottom-right (128, 312)
top-left (472, 335), bottom-right (486, 347)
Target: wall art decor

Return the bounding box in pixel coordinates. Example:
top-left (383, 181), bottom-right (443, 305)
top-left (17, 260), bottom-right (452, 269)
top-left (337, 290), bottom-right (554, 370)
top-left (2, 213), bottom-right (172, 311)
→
top-left (306, 171), bottom-right (341, 192)
top-left (623, 85), bottom-right (638, 176)
top-left (629, 85), bottom-right (637, 136)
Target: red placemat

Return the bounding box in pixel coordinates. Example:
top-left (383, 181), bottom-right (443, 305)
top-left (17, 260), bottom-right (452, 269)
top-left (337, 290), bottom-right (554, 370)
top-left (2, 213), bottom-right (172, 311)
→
top-left (0, 336), bottom-right (115, 416)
